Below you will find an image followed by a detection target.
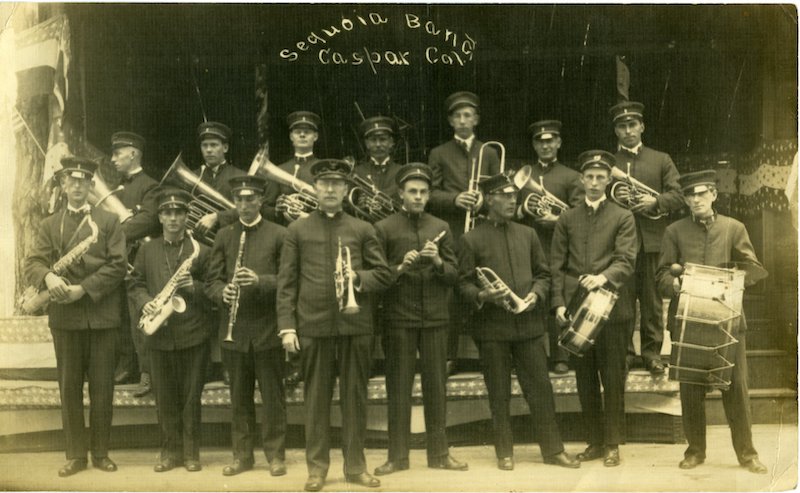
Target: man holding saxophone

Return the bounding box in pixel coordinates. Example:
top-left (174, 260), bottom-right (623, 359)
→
top-left (458, 172), bottom-right (579, 472)
top-left (205, 175), bottom-right (288, 478)
top-left (127, 189), bottom-right (211, 472)
top-left (277, 159), bottom-right (391, 492)
top-left (24, 157), bottom-right (127, 477)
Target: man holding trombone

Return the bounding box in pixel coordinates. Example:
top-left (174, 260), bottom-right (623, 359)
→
top-left (458, 172), bottom-right (579, 472)
top-left (205, 175), bottom-right (288, 478)
top-left (277, 159), bottom-right (391, 492)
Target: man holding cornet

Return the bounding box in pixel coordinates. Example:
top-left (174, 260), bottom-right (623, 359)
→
top-left (277, 159), bottom-right (391, 492)
top-left (458, 172), bottom-right (579, 472)
top-left (127, 189), bottom-right (211, 472)
top-left (205, 175), bottom-right (288, 478)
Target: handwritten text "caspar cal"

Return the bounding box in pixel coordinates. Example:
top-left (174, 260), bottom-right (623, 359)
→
top-left (279, 13), bottom-right (477, 68)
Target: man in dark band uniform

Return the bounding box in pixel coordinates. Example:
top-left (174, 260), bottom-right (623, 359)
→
top-left (128, 189), bottom-right (211, 472)
top-left (373, 163), bottom-right (467, 476)
top-left (656, 170), bottom-right (767, 474)
top-left (353, 116), bottom-right (404, 208)
top-left (428, 91), bottom-right (501, 375)
top-left (550, 151), bottom-right (637, 467)
top-left (517, 120), bottom-right (584, 374)
top-left (278, 159), bottom-right (391, 492)
top-left (25, 158), bottom-right (126, 477)
top-left (205, 175), bottom-right (288, 478)
top-left (459, 172), bottom-right (579, 472)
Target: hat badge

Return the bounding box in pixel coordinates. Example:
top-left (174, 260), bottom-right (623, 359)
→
top-left (593, 155), bottom-right (601, 162)
top-left (301, 117), bottom-right (307, 122)
top-left (373, 123), bottom-right (379, 130)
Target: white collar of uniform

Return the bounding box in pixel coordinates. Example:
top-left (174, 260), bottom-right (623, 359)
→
top-left (454, 135), bottom-right (475, 150)
top-left (585, 194), bottom-right (607, 210)
top-left (295, 151), bottom-right (314, 159)
top-left (67, 203), bottom-right (91, 214)
top-left (239, 214), bottom-right (263, 228)
top-left (537, 158), bottom-right (557, 169)
top-left (125, 167), bottom-right (143, 178)
top-left (618, 142), bottom-right (643, 155)
top-left (370, 156), bottom-right (390, 167)
top-left (205, 160), bottom-right (227, 173)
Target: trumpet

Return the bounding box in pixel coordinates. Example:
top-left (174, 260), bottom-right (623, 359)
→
top-left (513, 165), bottom-right (569, 218)
top-left (250, 156), bottom-right (318, 222)
top-left (224, 230), bottom-right (247, 342)
top-left (160, 154), bottom-right (237, 245)
top-left (464, 141), bottom-right (507, 234)
top-left (475, 266), bottom-right (532, 314)
top-left (609, 163), bottom-right (666, 220)
top-left (335, 237), bottom-right (360, 315)
top-left (347, 174), bottom-right (401, 222)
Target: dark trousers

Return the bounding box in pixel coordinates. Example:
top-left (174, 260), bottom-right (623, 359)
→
top-left (150, 341), bottom-right (209, 462)
top-left (115, 299), bottom-right (140, 374)
top-left (383, 326), bottom-right (449, 462)
top-left (130, 299), bottom-right (150, 375)
top-left (477, 335), bottom-right (565, 459)
top-left (680, 333), bottom-right (758, 462)
top-left (225, 345), bottom-right (286, 463)
top-left (300, 335), bottom-right (372, 477)
top-left (546, 313), bottom-right (569, 365)
top-left (628, 251), bottom-right (664, 364)
top-left (572, 321), bottom-right (628, 447)
top-left (51, 328), bottom-right (116, 460)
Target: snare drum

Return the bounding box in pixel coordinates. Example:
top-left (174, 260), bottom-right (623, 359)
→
top-left (669, 263), bottom-right (745, 389)
top-left (558, 285), bottom-right (619, 357)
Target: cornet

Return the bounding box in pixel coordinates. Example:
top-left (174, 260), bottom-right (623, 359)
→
top-left (513, 165), bottom-right (569, 218)
top-left (609, 163), bottom-right (666, 220)
top-left (464, 141), bottom-right (507, 234)
top-left (475, 267), bottom-right (532, 314)
top-left (335, 237), bottom-right (360, 315)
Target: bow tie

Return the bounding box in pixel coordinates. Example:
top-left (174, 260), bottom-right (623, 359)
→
top-left (620, 147), bottom-right (640, 156)
top-left (457, 140), bottom-right (470, 152)
top-left (296, 156), bottom-right (312, 164)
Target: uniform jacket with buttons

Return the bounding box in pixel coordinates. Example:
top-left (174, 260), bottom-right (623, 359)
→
top-left (116, 170), bottom-right (161, 242)
top-left (197, 162), bottom-right (246, 228)
top-left (353, 158), bottom-right (404, 201)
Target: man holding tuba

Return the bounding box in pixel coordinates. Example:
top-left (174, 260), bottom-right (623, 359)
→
top-left (610, 102), bottom-right (683, 375)
top-left (517, 119), bottom-right (585, 375)
top-left (205, 175), bottom-right (289, 478)
top-left (277, 159), bottom-right (391, 492)
top-left (127, 189), bottom-right (212, 472)
top-left (458, 172), bottom-right (579, 472)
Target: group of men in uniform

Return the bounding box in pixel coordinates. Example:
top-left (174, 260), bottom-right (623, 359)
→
top-left (23, 90), bottom-right (768, 488)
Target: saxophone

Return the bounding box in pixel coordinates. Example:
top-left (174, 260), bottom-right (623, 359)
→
top-left (21, 214), bottom-right (99, 314)
top-left (224, 230), bottom-right (247, 342)
top-left (137, 234), bottom-right (201, 335)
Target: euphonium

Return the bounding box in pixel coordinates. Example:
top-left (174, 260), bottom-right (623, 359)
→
top-left (224, 230), bottom-right (247, 342)
top-left (249, 151), bottom-right (318, 222)
top-left (464, 141), bottom-right (507, 234)
top-left (513, 165), bottom-right (569, 218)
top-left (21, 214), bottom-right (99, 314)
top-left (347, 174), bottom-right (401, 222)
top-left (86, 172), bottom-right (134, 224)
top-left (475, 266), bottom-right (532, 314)
top-left (335, 237), bottom-right (360, 315)
top-left (609, 163), bottom-right (666, 220)
top-left (160, 154), bottom-right (237, 245)
top-left (137, 233), bottom-right (200, 335)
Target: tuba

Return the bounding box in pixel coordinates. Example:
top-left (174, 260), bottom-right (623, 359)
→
top-left (160, 154), bottom-right (236, 245)
top-left (475, 266), bottom-right (532, 314)
top-left (464, 141), bottom-right (507, 234)
top-left (609, 163), bottom-right (666, 220)
top-left (249, 149), bottom-right (318, 222)
top-left (513, 165), bottom-right (569, 218)
top-left (347, 174), bottom-right (401, 223)
top-left (335, 237), bottom-right (360, 314)
top-left (87, 172), bottom-right (134, 224)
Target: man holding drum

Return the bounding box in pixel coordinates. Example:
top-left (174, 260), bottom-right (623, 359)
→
top-left (656, 170), bottom-right (767, 474)
top-left (550, 151), bottom-right (637, 467)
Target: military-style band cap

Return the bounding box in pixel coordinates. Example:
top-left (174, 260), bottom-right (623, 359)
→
top-left (197, 121), bottom-right (232, 142)
top-left (577, 150), bottom-right (615, 173)
top-left (287, 111), bottom-right (321, 132)
top-left (59, 157), bottom-right (97, 179)
top-left (111, 131), bottom-right (145, 151)
top-left (678, 169), bottom-right (718, 194)
top-left (157, 189), bottom-right (191, 211)
top-left (310, 159), bottom-right (353, 181)
top-left (395, 163), bottom-right (432, 187)
top-left (228, 175), bottom-right (266, 196)
top-left (528, 120), bottom-right (562, 140)
top-left (480, 173), bottom-right (517, 196)
top-left (609, 101), bottom-right (645, 123)
top-left (444, 91), bottom-right (479, 114)
top-left (359, 116), bottom-right (395, 139)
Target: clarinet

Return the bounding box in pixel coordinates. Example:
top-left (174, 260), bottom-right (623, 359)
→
top-left (224, 230), bottom-right (247, 342)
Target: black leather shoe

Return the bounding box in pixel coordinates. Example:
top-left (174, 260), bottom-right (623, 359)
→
top-left (679, 455), bottom-right (704, 469)
top-left (269, 458), bottom-right (287, 477)
top-left (154, 457), bottom-right (180, 472)
top-left (222, 459), bottom-right (253, 476)
top-left (114, 367), bottom-right (137, 385)
top-left (647, 359), bottom-right (665, 376)
top-left (345, 472), bottom-right (381, 488)
top-left (544, 451), bottom-right (581, 469)
top-left (133, 372), bottom-right (151, 398)
top-left (497, 457), bottom-right (514, 471)
top-left (374, 460), bottom-right (409, 476)
top-left (603, 447), bottom-right (620, 467)
top-left (92, 456), bottom-right (117, 472)
top-left (576, 445), bottom-right (603, 462)
top-left (428, 454), bottom-right (468, 471)
top-left (553, 362), bottom-right (570, 375)
top-left (285, 371), bottom-right (303, 388)
top-left (446, 360), bottom-right (458, 377)
top-left (185, 460), bottom-right (202, 472)
top-left (742, 458), bottom-right (767, 474)
top-left (58, 459), bottom-right (87, 477)
top-left (304, 476), bottom-right (325, 492)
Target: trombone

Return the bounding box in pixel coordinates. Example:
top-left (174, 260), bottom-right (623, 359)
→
top-left (464, 141), bottom-right (506, 234)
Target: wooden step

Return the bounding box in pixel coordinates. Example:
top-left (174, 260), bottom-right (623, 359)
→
top-left (705, 388), bottom-right (797, 425)
top-left (745, 349), bottom-right (797, 389)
